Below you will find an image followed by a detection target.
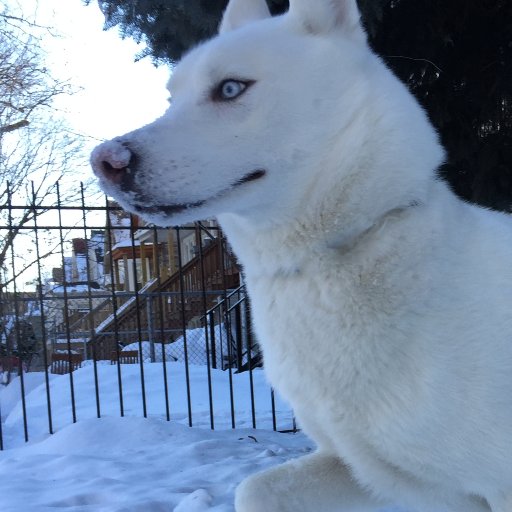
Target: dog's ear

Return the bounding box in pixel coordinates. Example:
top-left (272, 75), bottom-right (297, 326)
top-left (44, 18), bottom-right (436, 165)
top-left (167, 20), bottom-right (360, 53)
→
top-left (288, 0), bottom-right (366, 42)
top-left (219, 0), bottom-right (271, 34)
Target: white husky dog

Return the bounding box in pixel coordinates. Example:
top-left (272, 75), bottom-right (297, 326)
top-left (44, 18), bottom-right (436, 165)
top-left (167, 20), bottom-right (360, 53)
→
top-left (91, 0), bottom-right (512, 510)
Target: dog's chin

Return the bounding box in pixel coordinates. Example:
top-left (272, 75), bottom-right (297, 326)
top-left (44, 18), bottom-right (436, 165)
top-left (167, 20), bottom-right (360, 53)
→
top-left (103, 168), bottom-right (267, 226)
top-left (130, 201), bottom-right (206, 227)
top-left (133, 200), bottom-right (205, 217)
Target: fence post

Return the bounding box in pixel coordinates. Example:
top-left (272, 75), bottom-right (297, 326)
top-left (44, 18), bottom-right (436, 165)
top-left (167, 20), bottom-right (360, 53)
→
top-left (234, 303), bottom-right (243, 371)
top-left (147, 296), bottom-right (156, 363)
top-left (209, 311), bottom-right (216, 369)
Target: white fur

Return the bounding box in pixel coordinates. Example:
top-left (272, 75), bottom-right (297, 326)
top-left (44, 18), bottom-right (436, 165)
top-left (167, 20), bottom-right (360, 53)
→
top-left (91, 1), bottom-right (512, 510)
top-left (219, 0), bottom-right (271, 34)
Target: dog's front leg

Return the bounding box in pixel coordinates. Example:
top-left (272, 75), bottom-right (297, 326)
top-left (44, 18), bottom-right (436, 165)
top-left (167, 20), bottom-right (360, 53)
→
top-left (234, 450), bottom-right (388, 512)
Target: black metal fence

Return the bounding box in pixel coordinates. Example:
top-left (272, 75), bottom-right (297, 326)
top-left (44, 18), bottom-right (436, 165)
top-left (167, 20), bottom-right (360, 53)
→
top-left (0, 182), bottom-right (295, 449)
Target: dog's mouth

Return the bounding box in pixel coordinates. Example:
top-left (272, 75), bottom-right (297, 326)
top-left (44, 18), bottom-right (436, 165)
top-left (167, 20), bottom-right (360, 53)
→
top-left (235, 169), bottom-right (266, 186)
top-left (132, 169), bottom-right (267, 216)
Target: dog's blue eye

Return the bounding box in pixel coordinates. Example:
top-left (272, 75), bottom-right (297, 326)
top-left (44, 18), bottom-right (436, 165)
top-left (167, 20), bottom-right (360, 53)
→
top-left (221, 80), bottom-right (244, 98)
top-left (213, 79), bottom-right (252, 101)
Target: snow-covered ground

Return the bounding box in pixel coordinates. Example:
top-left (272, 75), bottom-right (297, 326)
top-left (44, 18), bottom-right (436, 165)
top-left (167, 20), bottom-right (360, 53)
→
top-left (0, 361), bottom-right (404, 511)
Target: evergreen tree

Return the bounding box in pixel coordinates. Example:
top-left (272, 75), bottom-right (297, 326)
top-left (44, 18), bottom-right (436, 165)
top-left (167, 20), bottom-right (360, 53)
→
top-left (86, 1), bottom-right (387, 62)
top-left (86, 0), bottom-right (512, 211)
top-left (372, 0), bottom-right (512, 211)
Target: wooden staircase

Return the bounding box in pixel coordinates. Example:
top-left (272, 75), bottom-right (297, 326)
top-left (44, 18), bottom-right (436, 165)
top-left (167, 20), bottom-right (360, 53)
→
top-left (88, 237), bottom-right (240, 360)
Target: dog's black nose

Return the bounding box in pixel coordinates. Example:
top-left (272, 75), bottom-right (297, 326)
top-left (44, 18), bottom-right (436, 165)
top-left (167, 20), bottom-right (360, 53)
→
top-left (91, 140), bottom-right (134, 185)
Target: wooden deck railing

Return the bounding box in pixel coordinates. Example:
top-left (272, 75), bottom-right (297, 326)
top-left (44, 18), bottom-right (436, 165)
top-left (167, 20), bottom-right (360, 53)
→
top-left (87, 237), bottom-right (240, 360)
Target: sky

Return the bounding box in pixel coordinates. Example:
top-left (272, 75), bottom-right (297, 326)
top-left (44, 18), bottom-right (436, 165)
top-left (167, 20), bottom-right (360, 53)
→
top-left (2, 0), bottom-right (172, 287)
top-left (28, 0), bottom-right (171, 152)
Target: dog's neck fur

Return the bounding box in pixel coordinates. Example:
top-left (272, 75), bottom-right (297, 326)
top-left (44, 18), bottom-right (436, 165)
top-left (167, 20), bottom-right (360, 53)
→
top-left (217, 181), bottom-right (436, 280)
top-left (219, 120), bottom-right (442, 280)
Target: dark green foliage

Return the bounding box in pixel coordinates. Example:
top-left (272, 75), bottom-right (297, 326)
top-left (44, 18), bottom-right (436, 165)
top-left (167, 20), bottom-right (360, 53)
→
top-left (83, 1), bottom-right (297, 62)
top-left (93, 0), bottom-right (227, 62)
top-left (85, 0), bottom-right (512, 211)
top-left (371, 0), bottom-right (512, 211)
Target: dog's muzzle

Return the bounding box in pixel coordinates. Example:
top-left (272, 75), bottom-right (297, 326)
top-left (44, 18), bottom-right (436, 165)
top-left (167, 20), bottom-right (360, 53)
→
top-left (91, 139), bottom-right (268, 218)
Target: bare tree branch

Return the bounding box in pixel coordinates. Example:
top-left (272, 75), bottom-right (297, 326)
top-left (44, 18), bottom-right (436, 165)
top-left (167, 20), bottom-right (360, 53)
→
top-left (0, 119), bottom-right (29, 133)
top-left (0, 3), bottom-right (85, 293)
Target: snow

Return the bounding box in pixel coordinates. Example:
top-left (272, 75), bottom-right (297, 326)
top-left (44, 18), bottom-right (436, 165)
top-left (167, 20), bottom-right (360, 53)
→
top-left (0, 416), bottom-right (312, 512)
top-left (123, 324), bottom-right (231, 367)
top-left (0, 361), bottom-right (405, 511)
top-left (112, 239), bottom-right (140, 250)
top-left (51, 284), bottom-right (100, 294)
